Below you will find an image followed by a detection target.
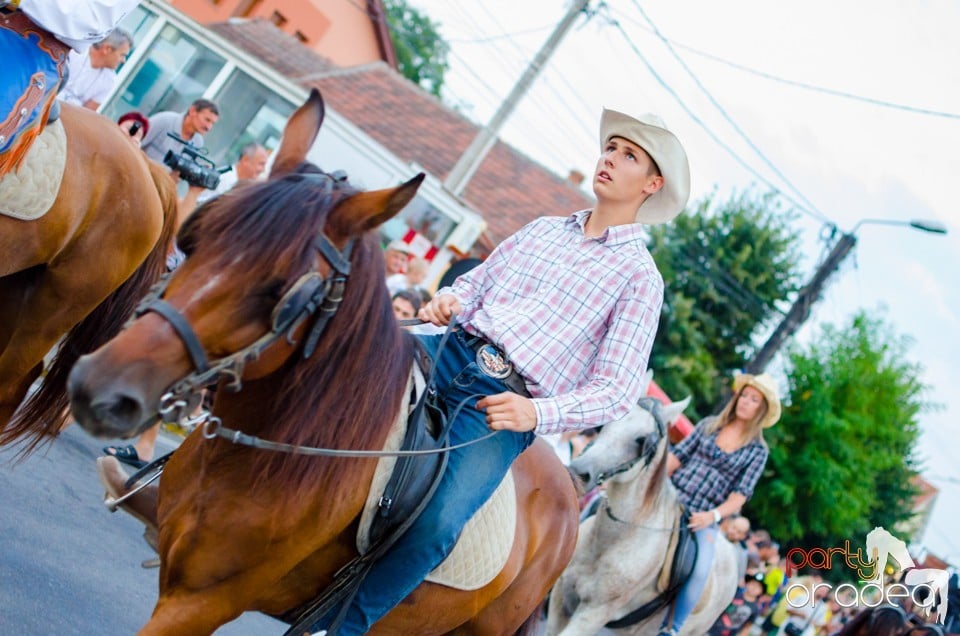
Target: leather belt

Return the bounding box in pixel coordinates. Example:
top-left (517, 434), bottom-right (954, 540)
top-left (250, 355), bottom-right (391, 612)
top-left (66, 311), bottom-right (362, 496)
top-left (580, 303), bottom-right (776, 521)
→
top-left (458, 330), bottom-right (531, 398)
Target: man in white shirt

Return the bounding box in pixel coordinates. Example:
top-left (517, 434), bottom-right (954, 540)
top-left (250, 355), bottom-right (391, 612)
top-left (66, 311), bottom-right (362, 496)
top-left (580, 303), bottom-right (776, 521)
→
top-left (0, 0), bottom-right (140, 175)
top-left (58, 27), bottom-right (133, 110)
top-left (196, 142), bottom-right (268, 204)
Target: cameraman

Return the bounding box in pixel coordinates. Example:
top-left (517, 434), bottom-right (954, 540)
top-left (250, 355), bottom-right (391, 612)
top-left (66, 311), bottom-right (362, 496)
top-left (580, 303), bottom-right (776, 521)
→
top-left (141, 98), bottom-right (219, 166)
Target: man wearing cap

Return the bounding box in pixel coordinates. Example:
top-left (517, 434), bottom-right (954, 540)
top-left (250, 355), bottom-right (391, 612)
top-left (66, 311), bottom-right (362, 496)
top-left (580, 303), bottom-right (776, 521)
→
top-left (383, 239), bottom-right (413, 278)
top-left (662, 372), bottom-right (781, 635)
top-left (330, 109), bottom-right (690, 634)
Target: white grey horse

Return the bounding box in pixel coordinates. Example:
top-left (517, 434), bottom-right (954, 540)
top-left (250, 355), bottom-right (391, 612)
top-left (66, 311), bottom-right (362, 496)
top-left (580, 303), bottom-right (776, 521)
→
top-left (546, 372), bottom-right (738, 635)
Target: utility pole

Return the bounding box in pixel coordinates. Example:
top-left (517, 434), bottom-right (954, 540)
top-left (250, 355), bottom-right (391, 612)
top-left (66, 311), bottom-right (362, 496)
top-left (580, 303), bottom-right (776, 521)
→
top-left (743, 231), bottom-right (857, 375)
top-left (743, 217), bottom-right (946, 374)
top-left (444, 0), bottom-right (592, 196)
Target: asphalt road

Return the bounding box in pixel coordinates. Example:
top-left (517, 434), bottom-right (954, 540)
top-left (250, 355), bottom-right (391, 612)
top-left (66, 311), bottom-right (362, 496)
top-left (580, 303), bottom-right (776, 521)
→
top-left (0, 424), bottom-right (286, 635)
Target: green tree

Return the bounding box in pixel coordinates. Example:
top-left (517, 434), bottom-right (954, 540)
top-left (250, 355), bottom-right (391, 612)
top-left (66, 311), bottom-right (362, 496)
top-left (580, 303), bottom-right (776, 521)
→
top-left (746, 312), bottom-right (927, 579)
top-left (648, 189), bottom-right (803, 418)
top-left (383, 0), bottom-right (449, 97)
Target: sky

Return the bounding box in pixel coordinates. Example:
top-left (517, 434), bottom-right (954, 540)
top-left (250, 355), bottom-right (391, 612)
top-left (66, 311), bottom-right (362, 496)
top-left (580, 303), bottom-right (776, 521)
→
top-left (406, 0), bottom-right (960, 563)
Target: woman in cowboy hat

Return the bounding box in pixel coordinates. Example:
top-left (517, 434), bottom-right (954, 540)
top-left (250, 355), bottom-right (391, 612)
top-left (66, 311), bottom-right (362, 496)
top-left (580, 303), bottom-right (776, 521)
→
top-left (660, 372), bottom-right (782, 636)
top-left (322, 109), bottom-right (691, 634)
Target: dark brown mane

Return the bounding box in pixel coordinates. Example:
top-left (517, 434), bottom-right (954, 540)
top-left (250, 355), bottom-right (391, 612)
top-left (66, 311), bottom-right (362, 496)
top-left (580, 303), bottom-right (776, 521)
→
top-left (189, 163), bottom-right (415, 497)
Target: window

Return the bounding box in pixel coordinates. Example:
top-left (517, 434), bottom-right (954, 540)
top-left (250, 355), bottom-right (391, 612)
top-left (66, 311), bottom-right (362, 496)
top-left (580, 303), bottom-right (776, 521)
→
top-left (294, 30), bottom-right (308, 43)
top-left (200, 70), bottom-right (295, 166)
top-left (269, 11), bottom-right (287, 27)
top-left (103, 25), bottom-right (227, 125)
top-left (394, 198), bottom-right (457, 246)
top-left (117, 5), bottom-right (159, 47)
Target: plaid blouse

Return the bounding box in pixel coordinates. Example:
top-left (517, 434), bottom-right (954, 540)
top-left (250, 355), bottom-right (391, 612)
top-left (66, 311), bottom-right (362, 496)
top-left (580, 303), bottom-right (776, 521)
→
top-left (440, 210), bottom-right (664, 435)
top-left (671, 416), bottom-right (768, 513)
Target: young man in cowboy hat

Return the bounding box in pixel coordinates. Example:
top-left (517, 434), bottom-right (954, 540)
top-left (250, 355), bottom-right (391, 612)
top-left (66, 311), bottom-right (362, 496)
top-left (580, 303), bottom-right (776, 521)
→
top-left (331, 109), bottom-right (690, 634)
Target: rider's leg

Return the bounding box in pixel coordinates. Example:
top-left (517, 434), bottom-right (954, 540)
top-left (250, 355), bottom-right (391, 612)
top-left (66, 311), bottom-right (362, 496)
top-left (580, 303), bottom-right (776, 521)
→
top-left (331, 331), bottom-right (535, 635)
top-left (660, 524), bottom-right (719, 634)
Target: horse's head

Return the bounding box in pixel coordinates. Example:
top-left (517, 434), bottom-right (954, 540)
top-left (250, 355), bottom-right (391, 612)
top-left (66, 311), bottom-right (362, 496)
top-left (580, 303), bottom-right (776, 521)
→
top-left (570, 370), bottom-right (691, 491)
top-left (67, 89), bottom-right (424, 439)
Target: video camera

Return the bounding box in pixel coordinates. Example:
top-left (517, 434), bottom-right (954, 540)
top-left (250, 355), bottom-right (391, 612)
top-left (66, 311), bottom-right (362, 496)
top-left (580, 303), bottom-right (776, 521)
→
top-left (162, 133), bottom-right (224, 190)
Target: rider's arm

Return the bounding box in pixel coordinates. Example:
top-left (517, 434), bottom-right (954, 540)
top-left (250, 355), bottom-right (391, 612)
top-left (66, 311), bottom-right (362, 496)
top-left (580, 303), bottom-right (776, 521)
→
top-left (18, 0), bottom-right (141, 51)
top-left (435, 218), bottom-right (539, 322)
top-left (531, 273), bottom-right (663, 434)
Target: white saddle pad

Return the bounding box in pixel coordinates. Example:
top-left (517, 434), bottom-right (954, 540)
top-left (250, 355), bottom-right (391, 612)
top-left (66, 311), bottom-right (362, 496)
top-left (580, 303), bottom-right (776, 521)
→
top-left (357, 366), bottom-right (517, 590)
top-left (0, 118), bottom-right (67, 220)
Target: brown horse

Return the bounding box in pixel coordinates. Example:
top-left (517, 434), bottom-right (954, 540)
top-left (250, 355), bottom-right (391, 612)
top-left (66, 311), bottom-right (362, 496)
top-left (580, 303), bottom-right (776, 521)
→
top-left (0, 102), bottom-right (177, 451)
top-left (67, 89), bottom-right (579, 634)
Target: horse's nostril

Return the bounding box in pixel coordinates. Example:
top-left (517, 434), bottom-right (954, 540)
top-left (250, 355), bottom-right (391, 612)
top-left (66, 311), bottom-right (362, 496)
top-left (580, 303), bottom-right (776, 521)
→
top-left (107, 394), bottom-right (143, 424)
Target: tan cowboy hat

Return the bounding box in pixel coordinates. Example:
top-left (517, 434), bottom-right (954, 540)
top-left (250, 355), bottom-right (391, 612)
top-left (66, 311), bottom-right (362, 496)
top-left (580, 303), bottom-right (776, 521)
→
top-left (599, 108), bottom-right (691, 224)
top-left (733, 372), bottom-right (781, 428)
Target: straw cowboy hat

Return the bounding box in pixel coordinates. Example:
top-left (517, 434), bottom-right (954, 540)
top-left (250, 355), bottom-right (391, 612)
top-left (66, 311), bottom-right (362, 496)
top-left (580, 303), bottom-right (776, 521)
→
top-left (733, 372), bottom-right (781, 428)
top-left (599, 108), bottom-right (691, 224)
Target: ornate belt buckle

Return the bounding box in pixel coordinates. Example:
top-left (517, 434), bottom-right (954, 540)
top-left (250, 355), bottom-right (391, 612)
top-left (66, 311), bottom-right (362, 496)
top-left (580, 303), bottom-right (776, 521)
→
top-left (476, 343), bottom-right (512, 379)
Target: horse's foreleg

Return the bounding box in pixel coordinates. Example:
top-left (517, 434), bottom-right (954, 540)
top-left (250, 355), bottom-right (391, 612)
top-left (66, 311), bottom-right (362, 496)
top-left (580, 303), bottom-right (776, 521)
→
top-left (138, 592), bottom-right (246, 636)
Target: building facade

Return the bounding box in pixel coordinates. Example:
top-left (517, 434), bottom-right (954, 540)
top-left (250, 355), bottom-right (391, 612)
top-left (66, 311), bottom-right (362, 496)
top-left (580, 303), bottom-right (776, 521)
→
top-left (165, 0), bottom-right (396, 69)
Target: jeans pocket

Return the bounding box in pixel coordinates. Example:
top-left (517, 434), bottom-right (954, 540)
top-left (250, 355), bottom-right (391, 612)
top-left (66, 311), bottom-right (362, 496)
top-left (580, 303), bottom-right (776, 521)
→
top-left (451, 362), bottom-right (483, 391)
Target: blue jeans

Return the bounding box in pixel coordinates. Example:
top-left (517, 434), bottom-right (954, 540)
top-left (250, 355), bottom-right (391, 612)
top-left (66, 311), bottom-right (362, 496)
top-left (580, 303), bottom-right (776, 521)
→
top-left (333, 330), bottom-right (535, 635)
top-left (664, 524), bottom-right (719, 631)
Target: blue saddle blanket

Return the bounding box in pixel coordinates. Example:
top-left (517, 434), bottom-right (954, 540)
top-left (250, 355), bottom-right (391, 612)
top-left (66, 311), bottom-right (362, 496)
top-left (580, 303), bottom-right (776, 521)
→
top-left (0, 22), bottom-right (66, 170)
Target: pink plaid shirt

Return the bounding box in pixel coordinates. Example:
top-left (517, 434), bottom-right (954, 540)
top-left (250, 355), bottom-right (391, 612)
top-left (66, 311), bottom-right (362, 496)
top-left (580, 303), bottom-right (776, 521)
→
top-left (441, 210), bottom-right (663, 435)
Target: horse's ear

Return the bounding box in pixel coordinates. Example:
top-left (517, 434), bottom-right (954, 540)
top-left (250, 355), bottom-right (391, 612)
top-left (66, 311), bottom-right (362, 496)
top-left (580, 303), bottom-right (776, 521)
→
top-left (270, 88), bottom-right (325, 179)
top-left (332, 173), bottom-right (426, 235)
top-left (661, 395), bottom-right (691, 426)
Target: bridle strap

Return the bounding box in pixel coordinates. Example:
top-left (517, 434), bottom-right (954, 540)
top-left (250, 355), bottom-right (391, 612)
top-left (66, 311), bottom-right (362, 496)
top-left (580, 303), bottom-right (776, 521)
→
top-left (314, 232), bottom-right (352, 275)
top-left (141, 299), bottom-right (210, 373)
top-left (596, 397), bottom-right (667, 485)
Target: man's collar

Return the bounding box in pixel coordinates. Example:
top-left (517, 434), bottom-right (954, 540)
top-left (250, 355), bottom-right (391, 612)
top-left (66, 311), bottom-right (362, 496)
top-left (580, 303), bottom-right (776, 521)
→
top-left (567, 209), bottom-right (648, 245)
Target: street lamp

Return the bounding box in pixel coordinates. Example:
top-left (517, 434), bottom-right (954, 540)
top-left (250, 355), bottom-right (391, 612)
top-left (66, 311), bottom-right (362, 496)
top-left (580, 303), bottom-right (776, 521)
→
top-left (743, 218), bottom-right (948, 375)
top-left (852, 218), bottom-right (949, 235)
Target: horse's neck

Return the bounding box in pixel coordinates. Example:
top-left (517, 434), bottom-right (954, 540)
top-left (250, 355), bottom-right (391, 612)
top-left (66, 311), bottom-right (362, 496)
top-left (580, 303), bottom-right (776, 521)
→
top-left (211, 376), bottom-right (285, 431)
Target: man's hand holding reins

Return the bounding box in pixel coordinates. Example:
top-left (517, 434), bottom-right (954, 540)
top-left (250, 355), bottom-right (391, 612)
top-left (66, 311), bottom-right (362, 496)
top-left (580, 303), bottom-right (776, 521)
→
top-left (418, 293), bottom-right (461, 326)
top-left (477, 392), bottom-right (537, 433)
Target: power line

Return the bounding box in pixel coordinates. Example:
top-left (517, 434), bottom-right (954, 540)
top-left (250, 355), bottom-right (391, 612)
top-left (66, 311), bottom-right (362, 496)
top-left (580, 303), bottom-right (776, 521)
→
top-left (347, 0), bottom-right (587, 163)
top-left (447, 0), bottom-right (600, 156)
top-left (606, 16), bottom-right (836, 227)
top-left (447, 23), bottom-right (554, 44)
top-left (628, 0), bottom-right (830, 223)
top-left (610, 2), bottom-right (960, 120)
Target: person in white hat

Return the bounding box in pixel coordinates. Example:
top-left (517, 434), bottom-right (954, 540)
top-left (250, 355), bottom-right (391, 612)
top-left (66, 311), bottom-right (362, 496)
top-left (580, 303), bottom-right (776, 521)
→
top-left (660, 372), bottom-right (781, 636)
top-left (331, 109), bottom-right (691, 634)
top-left (383, 238), bottom-right (413, 277)
top-left (0, 0), bottom-right (141, 175)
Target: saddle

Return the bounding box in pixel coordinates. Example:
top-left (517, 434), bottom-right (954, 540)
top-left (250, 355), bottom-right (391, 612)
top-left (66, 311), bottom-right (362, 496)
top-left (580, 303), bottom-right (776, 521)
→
top-left (281, 336), bottom-right (456, 635)
top-left (0, 9), bottom-right (69, 177)
top-left (605, 505), bottom-right (699, 629)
